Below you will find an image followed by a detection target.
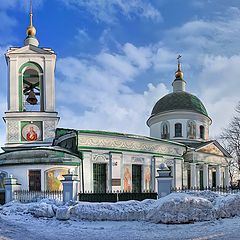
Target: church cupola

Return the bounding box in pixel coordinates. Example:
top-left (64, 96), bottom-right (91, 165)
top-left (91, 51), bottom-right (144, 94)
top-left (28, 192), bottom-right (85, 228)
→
top-left (172, 55), bottom-right (186, 92)
top-left (24, 0), bottom-right (39, 47)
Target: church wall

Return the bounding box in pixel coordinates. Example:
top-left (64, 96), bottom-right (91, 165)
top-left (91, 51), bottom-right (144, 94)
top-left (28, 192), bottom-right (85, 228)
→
top-left (80, 147), bottom-right (184, 193)
top-left (0, 164), bottom-right (77, 191)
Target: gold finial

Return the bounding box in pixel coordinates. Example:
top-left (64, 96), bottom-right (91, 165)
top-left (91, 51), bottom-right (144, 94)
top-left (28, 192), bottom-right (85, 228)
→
top-left (26, 0), bottom-right (36, 37)
top-left (175, 55), bottom-right (183, 80)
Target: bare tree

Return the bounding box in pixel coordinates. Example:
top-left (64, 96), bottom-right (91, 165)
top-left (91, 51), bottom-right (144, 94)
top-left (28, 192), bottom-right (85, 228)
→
top-left (220, 101), bottom-right (240, 186)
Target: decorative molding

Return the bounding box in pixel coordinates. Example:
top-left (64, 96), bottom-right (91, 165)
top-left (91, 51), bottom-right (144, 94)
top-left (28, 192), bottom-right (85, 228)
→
top-left (78, 134), bottom-right (183, 156)
top-left (7, 121), bottom-right (19, 143)
top-left (131, 156), bottom-right (144, 164)
top-left (92, 154), bottom-right (108, 162)
top-left (44, 120), bottom-right (56, 140)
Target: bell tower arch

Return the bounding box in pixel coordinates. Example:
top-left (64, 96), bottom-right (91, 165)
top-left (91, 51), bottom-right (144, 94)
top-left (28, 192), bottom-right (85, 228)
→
top-left (3, 2), bottom-right (59, 151)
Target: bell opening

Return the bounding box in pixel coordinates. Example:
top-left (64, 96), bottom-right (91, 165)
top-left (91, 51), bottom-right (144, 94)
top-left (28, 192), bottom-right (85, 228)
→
top-left (22, 68), bottom-right (41, 111)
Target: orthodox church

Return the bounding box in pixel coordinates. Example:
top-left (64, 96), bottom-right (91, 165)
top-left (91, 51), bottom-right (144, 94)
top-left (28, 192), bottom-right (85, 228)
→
top-left (0, 6), bottom-right (231, 193)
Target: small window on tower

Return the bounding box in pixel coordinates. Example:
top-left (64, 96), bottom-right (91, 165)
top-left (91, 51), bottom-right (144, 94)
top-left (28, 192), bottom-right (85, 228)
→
top-left (175, 123), bottom-right (182, 137)
top-left (161, 122), bottom-right (170, 139)
top-left (23, 68), bottom-right (41, 111)
top-left (200, 125), bottom-right (205, 139)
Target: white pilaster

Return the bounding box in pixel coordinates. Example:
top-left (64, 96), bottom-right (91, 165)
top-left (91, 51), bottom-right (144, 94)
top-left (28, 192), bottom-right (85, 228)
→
top-left (82, 152), bottom-right (92, 192)
top-left (8, 58), bottom-right (18, 111)
top-left (224, 166), bottom-right (230, 187)
top-left (203, 164), bottom-right (209, 188)
top-left (190, 163), bottom-right (197, 188)
top-left (216, 165), bottom-right (222, 187)
top-left (151, 157), bottom-right (156, 191)
top-left (196, 166), bottom-right (199, 188)
top-left (208, 167), bottom-right (212, 187)
top-left (174, 158), bottom-right (183, 188)
top-left (108, 154), bottom-right (112, 192)
top-left (44, 57), bottom-right (56, 112)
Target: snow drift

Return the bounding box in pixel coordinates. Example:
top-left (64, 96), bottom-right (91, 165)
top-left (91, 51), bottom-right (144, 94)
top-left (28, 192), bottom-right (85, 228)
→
top-left (146, 193), bottom-right (215, 223)
top-left (2, 191), bottom-right (240, 224)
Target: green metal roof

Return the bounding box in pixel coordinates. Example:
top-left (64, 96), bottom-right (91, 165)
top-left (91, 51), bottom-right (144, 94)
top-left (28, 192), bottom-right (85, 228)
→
top-left (151, 92), bottom-right (208, 117)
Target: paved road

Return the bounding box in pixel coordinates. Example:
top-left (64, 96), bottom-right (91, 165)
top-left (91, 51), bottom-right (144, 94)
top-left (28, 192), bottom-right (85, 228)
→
top-left (0, 214), bottom-right (239, 240)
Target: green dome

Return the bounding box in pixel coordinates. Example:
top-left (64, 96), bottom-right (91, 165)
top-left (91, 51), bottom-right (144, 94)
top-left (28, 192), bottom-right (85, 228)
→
top-left (151, 92), bottom-right (208, 117)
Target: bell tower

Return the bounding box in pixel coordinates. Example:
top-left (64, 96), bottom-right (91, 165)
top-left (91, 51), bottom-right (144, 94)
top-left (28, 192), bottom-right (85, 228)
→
top-left (3, 1), bottom-right (59, 151)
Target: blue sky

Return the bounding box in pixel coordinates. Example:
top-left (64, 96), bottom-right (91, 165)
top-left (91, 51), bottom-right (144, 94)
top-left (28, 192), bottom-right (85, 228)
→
top-left (0, 0), bottom-right (240, 147)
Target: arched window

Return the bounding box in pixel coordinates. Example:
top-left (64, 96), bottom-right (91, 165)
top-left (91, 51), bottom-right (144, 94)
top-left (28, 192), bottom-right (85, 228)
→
top-left (161, 121), bottom-right (170, 139)
top-left (187, 120), bottom-right (196, 139)
top-left (175, 123), bottom-right (182, 137)
top-left (200, 125), bottom-right (205, 139)
top-left (23, 68), bottom-right (41, 111)
top-left (19, 62), bottom-right (43, 112)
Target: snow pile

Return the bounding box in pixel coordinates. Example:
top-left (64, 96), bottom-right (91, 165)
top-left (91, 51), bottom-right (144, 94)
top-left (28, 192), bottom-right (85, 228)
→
top-left (29, 202), bottom-right (55, 218)
top-left (71, 199), bottom-right (154, 221)
top-left (146, 193), bottom-right (215, 224)
top-left (2, 192), bottom-right (240, 224)
top-left (185, 190), bottom-right (221, 202)
top-left (56, 207), bottom-right (71, 220)
top-left (215, 194), bottom-right (240, 218)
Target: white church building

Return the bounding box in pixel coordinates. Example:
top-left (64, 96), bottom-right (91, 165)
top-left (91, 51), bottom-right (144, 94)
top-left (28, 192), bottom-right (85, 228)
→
top-left (0, 7), bottom-right (231, 193)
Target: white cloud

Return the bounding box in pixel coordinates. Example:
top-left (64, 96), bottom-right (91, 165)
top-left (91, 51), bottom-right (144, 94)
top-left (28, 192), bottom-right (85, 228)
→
top-left (197, 55), bottom-right (240, 138)
top-left (163, 8), bottom-right (240, 58)
top-left (58, 82), bottom-right (168, 135)
top-left (56, 43), bottom-right (169, 135)
top-left (123, 43), bottom-right (153, 70)
top-left (60, 0), bottom-right (162, 23)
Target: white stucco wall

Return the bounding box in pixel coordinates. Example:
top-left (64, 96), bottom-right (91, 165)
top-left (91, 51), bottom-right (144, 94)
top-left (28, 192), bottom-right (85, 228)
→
top-left (149, 111), bottom-right (211, 141)
top-left (0, 164), bottom-right (77, 191)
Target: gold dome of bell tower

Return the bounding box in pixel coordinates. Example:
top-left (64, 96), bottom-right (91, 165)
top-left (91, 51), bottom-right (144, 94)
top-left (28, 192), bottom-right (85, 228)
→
top-left (26, 0), bottom-right (36, 37)
top-left (24, 0), bottom-right (39, 47)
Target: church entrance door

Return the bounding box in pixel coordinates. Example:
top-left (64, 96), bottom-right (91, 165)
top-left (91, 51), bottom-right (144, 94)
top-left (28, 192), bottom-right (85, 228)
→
top-left (93, 163), bottom-right (107, 193)
top-left (29, 170), bottom-right (41, 191)
top-left (132, 165), bottom-right (142, 193)
top-left (212, 171), bottom-right (216, 188)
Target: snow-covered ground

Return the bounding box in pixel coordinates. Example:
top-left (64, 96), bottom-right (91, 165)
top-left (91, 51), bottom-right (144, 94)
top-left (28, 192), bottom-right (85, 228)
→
top-left (0, 191), bottom-right (240, 240)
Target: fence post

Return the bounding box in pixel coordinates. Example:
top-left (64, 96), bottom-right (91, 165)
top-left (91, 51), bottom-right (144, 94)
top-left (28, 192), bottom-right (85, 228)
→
top-left (5, 175), bottom-right (21, 203)
top-left (61, 171), bottom-right (79, 203)
top-left (156, 163), bottom-right (173, 198)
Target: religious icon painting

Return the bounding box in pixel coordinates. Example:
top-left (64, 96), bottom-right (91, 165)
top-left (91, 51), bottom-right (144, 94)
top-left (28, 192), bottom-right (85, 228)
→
top-left (45, 168), bottom-right (68, 191)
top-left (21, 121), bottom-right (43, 142)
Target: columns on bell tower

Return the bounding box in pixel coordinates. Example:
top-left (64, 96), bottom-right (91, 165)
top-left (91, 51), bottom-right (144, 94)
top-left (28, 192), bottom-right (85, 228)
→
top-left (8, 58), bottom-right (18, 111)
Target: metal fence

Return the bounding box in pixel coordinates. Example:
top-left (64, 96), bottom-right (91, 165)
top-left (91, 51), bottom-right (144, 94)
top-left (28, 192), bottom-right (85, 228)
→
top-left (14, 190), bottom-right (63, 203)
top-left (171, 186), bottom-right (240, 195)
top-left (78, 191), bottom-right (158, 202)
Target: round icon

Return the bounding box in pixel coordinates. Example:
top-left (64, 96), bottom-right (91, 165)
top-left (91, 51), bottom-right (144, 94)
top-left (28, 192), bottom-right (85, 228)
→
top-left (22, 124), bottom-right (41, 141)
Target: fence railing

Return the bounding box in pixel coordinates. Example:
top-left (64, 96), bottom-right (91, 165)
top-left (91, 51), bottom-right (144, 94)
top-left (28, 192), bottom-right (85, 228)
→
top-left (13, 187), bottom-right (240, 204)
top-left (171, 186), bottom-right (240, 194)
top-left (78, 191), bottom-right (158, 202)
top-left (14, 190), bottom-right (63, 203)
